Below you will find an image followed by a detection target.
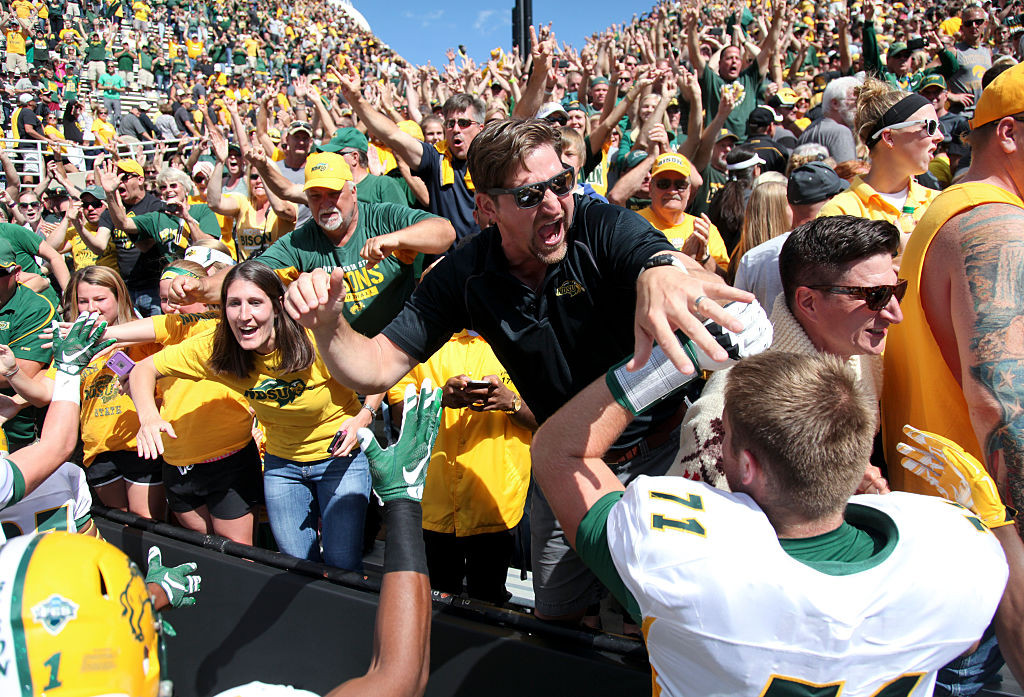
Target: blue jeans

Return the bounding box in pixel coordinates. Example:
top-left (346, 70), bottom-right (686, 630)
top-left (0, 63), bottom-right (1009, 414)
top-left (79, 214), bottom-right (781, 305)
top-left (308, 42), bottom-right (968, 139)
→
top-left (934, 624), bottom-right (1003, 696)
top-left (263, 451), bottom-right (370, 571)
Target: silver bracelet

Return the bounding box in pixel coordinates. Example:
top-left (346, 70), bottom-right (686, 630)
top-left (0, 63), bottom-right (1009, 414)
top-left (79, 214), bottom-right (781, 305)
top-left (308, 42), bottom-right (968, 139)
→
top-left (2, 366), bottom-right (18, 378)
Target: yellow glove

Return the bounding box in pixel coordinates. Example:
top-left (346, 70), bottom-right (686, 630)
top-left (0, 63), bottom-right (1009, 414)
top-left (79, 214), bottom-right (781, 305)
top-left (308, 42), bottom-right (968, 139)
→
top-left (897, 425), bottom-right (1015, 528)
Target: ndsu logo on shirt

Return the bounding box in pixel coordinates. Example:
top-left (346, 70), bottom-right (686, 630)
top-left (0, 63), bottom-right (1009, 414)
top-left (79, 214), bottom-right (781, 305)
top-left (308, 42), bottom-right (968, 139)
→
top-left (244, 377), bottom-right (307, 406)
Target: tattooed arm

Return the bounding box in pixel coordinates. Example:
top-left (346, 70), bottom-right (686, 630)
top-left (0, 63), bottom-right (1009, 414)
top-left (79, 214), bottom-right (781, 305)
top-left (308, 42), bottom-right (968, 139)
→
top-left (922, 200), bottom-right (1024, 685)
top-left (924, 202), bottom-right (1024, 513)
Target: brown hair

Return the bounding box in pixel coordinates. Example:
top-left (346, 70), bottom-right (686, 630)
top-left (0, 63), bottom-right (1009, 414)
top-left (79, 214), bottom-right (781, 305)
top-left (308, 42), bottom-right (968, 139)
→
top-left (468, 118), bottom-right (563, 193)
top-left (854, 78), bottom-right (907, 146)
top-left (725, 352), bottom-right (875, 521)
top-left (66, 266), bottom-right (136, 324)
top-left (207, 261), bottom-right (314, 378)
top-left (727, 181), bottom-right (790, 283)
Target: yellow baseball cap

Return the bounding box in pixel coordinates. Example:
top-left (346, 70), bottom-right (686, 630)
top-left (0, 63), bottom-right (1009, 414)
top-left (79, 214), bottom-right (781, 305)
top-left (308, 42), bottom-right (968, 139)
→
top-left (115, 159), bottom-right (144, 177)
top-left (970, 62), bottom-right (1024, 129)
top-left (650, 152), bottom-right (693, 178)
top-left (302, 152), bottom-right (354, 191)
top-left (397, 120), bottom-right (424, 141)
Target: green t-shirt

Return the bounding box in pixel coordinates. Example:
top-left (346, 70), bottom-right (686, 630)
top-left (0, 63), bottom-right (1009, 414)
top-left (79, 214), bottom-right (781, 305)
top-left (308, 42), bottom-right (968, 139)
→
top-left (132, 204), bottom-right (221, 264)
top-left (85, 39), bottom-right (107, 61)
top-left (356, 175), bottom-right (409, 207)
top-left (0, 285), bottom-right (55, 447)
top-left (138, 50), bottom-right (153, 71)
top-left (576, 492), bottom-right (893, 624)
top-left (699, 62), bottom-right (764, 139)
top-left (0, 224), bottom-right (60, 308)
top-left (689, 165), bottom-right (727, 218)
top-left (116, 51), bottom-right (134, 71)
top-left (98, 73), bottom-right (124, 100)
top-left (258, 202), bottom-right (434, 336)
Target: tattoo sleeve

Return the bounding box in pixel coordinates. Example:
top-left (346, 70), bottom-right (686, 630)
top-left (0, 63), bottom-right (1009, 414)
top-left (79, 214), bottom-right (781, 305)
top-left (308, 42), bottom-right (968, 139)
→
top-left (960, 205), bottom-right (1024, 517)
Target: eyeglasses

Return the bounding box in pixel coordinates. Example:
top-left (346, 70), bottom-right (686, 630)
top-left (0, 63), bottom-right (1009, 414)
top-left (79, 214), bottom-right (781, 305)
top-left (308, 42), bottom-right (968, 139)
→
top-left (118, 172), bottom-right (140, 181)
top-left (17, 201), bottom-right (41, 208)
top-left (81, 199), bottom-right (104, 209)
top-left (444, 118), bottom-right (480, 131)
top-left (249, 173), bottom-right (261, 180)
top-left (964, 18), bottom-right (986, 26)
top-left (485, 166), bottom-right (576, 209)
top-left (870, 118), bottom-right (939, 142)
top-left (193, 174), bottom-right (208, 183)
top-left (806, 279), bottom-right (908, 311)
top-left (655, 178), bottom-right (689, 191)
top-left (546, 115), bottom-right (568, 126)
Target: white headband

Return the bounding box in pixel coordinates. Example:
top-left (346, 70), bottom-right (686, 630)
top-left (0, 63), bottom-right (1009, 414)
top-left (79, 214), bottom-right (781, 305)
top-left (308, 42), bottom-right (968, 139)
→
top-left (184, 246), bottom-right (236, 268)
top-left (725, 154), bottom-right (767, 171)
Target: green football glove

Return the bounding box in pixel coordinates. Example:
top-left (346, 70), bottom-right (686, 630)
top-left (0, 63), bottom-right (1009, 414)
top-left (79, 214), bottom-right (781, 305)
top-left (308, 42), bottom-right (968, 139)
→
top-left (898, 424), bottom-right (1016, 528)
top-left (357, 380), bottom-right (442, 503)
top-left (145, 546), bottom-right (201, 608)
top-left (51, 311), bottom-right (115, 375)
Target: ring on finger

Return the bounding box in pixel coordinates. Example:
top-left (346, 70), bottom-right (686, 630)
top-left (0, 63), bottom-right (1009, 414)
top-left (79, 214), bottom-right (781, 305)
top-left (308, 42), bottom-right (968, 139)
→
top-left (694, 295), bottom-right (708, 316)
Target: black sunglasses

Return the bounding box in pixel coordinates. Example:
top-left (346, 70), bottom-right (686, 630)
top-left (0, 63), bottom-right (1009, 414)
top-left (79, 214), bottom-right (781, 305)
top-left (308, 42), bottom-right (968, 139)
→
top-left (81, 199), bottom-right (104, 209)
top-left (807, 279), bottom-right (908, 311)
top-left (444, 118), bottom-right (479, 130)
top-left (655, 178), bottom-right (689, 191)
top-left (964, 18), bottom-right (986, 25)
top-left (485, 166), bottom-right (575, 209)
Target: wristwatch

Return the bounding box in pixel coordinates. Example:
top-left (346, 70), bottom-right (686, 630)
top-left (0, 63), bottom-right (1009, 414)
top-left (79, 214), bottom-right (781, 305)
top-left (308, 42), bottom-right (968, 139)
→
top-left (504, 393), bottom-right (522, 415)
top-left (638, 253), bottom-right (690, 280)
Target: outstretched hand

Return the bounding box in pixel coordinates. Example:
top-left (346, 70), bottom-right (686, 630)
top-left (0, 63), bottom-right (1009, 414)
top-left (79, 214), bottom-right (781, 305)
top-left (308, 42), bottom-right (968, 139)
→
top-left (52, 312), bottom-right (115, 376)
top-left (357, 380), bottom-right (442, 503)
top-left (898, 425), bottom-right (1015, 528)
top-left (146, 546), bottom-right (201, 608)
top-left (283, 268), bottom-right (349, 330)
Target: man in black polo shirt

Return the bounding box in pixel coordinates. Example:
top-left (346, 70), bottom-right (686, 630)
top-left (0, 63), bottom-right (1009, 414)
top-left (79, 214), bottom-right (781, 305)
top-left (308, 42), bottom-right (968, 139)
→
top-left (93, 158), bottom-right (166, 316)
top-left (337, 70), bottom-right (482, 245)
top-left (283, 119), bottom-right (750, 624)
top-left (744, 106), bottom-right (791, 174)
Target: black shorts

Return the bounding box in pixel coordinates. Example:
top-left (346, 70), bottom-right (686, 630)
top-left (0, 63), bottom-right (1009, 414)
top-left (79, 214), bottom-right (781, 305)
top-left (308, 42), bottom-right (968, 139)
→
top-left (163, 440), bottom-right (262, 520)
top-left (87, 450), bottom-right (164, 487)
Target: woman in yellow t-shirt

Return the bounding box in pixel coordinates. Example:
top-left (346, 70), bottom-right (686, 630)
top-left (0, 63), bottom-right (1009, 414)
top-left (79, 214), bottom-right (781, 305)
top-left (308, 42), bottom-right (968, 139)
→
top-left (2, 267), bottom-right (164, 519)
top-left (818, 79), bottom-right (943, 248)
top-left (130, 261), bottom-right (371, 570)
top-left (90, 106), bottom-right (116, 144)
top-left (205, 133), bottom-right (296, 260)
top-left (102, 261), bottom-right (260, 544)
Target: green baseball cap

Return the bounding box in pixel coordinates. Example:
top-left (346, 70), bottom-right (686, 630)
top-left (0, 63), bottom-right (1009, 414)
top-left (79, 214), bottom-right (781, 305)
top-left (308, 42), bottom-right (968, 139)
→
top-left (318, 127), bottom-right (368, 154)
top-left (888, 42), bottom-right (911, 58)
top-left (916, 73), bottom-right (947, 91)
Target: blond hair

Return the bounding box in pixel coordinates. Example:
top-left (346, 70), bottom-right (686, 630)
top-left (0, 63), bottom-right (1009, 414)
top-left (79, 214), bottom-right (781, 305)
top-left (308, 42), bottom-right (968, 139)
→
top-left (727, 181), bottom-right (790, 283)
top-left (854, 78), bottom-right (908, 146)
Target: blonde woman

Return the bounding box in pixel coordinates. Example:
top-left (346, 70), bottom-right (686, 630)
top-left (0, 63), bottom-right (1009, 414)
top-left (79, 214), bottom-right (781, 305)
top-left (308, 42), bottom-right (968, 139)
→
top-left (727, 180), bottom-right (792, 284)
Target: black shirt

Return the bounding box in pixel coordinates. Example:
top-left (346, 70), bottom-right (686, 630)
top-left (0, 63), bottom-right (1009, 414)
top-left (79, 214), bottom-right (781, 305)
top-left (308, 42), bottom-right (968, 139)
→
top-left (411, 141), bottom-right (479, 245)
top-left (382, 195), bottom-right (682, 447)
top-left (744, 134), bottom-right (791, 174)
top-left (98, 193), bottom-right (166, 290)
top-left (15, 107), bottom-right (41, 150)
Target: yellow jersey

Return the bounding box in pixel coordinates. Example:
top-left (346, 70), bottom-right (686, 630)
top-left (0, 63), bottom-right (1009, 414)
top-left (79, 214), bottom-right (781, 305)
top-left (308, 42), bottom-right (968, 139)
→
top-left (818, 175), bottom-right (938, 227)
top-left (388, 331), bottom-right (531, 535)
top-left (153, 326), bottom-right (361, 461)
top-left (637, 206), bottom-right (730, 269)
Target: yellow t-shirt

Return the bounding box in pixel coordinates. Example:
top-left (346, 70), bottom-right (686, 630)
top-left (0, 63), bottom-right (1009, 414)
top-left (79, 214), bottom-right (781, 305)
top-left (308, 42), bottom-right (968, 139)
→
top-left (243, 37), bottom-right (259, 57)
top-left (91, 118), bottom-right (116, 145)
top-left (637, 207), bottom-right (730, 269)
top-left (152, 327), bottom-right (361, 461)
top-left (132, 1), bottom-right (150, 20)
top-left (185, 38), bottom-right (203, 59)
top-left (223, 191), bottom-right (292, 260)
top-left (43, 124), bottom-right (64, 154)
top-left (47, 343), bottom-right (161, 467)
top-left (65, 221), bottom-right (118, 270)
top-left (187, 193), bottom-right (236, 259)
top-left (388, 331), bottom-right (531, 536)
top-left (817, 175), bottom-right (938, 227)
top-left (6, 30), bottom-right (26, 55)
top-left (151, 313), bottom-right (254, 466)
top-left (34, 1), bottom-right (47, 19)
top-left (11, 0), bottom-right (33, 19)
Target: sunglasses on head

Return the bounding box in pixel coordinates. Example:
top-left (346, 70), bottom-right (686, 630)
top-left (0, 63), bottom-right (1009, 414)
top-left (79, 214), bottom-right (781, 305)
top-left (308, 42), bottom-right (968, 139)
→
top-left (485, 166), bottom-right (576, 209)
top-left (655, 178), bottom-right (689, 191)
top-left (807, 278), bottom-right (908, 311)
top-left (445, 117), bottom-right (479, 130)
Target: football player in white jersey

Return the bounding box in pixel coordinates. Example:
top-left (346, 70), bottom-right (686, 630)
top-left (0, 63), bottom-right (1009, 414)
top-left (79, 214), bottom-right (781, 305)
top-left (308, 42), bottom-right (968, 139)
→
top-left (532, 351), bottom-right (1012, 697)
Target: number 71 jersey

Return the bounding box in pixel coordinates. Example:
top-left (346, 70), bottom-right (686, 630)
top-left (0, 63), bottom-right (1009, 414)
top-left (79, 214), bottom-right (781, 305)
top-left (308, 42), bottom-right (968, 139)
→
top-left (605, 476), bottom-right (1009, 697)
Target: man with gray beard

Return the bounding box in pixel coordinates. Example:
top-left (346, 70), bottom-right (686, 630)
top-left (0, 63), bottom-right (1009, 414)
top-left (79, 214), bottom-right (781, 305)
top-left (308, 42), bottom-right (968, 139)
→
top-left (169, 152), bottom-right (454, 336)
top-left (797, 76), bottom-right (860, 164)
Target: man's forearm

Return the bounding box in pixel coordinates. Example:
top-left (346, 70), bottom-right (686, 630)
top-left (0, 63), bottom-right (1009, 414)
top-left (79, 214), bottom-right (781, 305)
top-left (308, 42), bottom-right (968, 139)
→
top-left (391, 219), bottom-right (454, 255)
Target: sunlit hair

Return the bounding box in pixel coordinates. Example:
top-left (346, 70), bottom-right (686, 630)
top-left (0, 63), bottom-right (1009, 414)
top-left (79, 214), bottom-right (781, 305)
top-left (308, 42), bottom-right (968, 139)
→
top-left (725, 352), bottom-right (875, 522)
top-left (727, 181), bottom-right (790, 283)
top-left (66, 266), bottom-right (136, 325)
top-left (468, 118), bottom-right (563, 193)
top-left (208, 261), bottom-right (314, 378)
top-left (854, 78), bottom-right (908, 147)
top-left (156, 167), bottom-right (196, 196)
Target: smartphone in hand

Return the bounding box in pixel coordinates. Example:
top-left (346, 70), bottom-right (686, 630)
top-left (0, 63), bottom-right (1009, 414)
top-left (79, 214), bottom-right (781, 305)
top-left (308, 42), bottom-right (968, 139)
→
top-left (107, 350), bottom-right (135, 378)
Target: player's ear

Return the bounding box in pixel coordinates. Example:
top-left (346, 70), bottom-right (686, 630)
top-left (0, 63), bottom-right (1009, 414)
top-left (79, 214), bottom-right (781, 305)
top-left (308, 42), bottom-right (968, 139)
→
top-left (737, 448), bottom-right (760, 488)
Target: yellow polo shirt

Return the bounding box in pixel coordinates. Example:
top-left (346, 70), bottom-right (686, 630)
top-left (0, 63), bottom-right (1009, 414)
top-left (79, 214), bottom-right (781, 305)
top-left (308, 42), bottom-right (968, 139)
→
top-left (818, 175), bottom-right (938, 226)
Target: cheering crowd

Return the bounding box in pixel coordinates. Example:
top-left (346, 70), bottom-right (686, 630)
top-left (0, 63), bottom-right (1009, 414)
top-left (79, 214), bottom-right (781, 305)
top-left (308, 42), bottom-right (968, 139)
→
top-left (1, 0), bottom-right (1024, 693)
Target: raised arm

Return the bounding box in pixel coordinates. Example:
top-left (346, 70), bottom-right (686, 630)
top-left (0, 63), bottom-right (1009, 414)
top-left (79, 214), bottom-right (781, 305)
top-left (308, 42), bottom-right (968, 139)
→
top-left (359, 216), bottom-right (455, 269)
top-left (756, 1), bottom-right (786, 77)
top-left (691, 88), bottom-right (739, 174)
top-left (284, 268), bottom-right (419, 394)
top-left (205, 123), bottom-right (242, 216)
top-left (336, 68), bottom-right (424, 171)
top-left (685, 9), bottom-right (707, 78)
